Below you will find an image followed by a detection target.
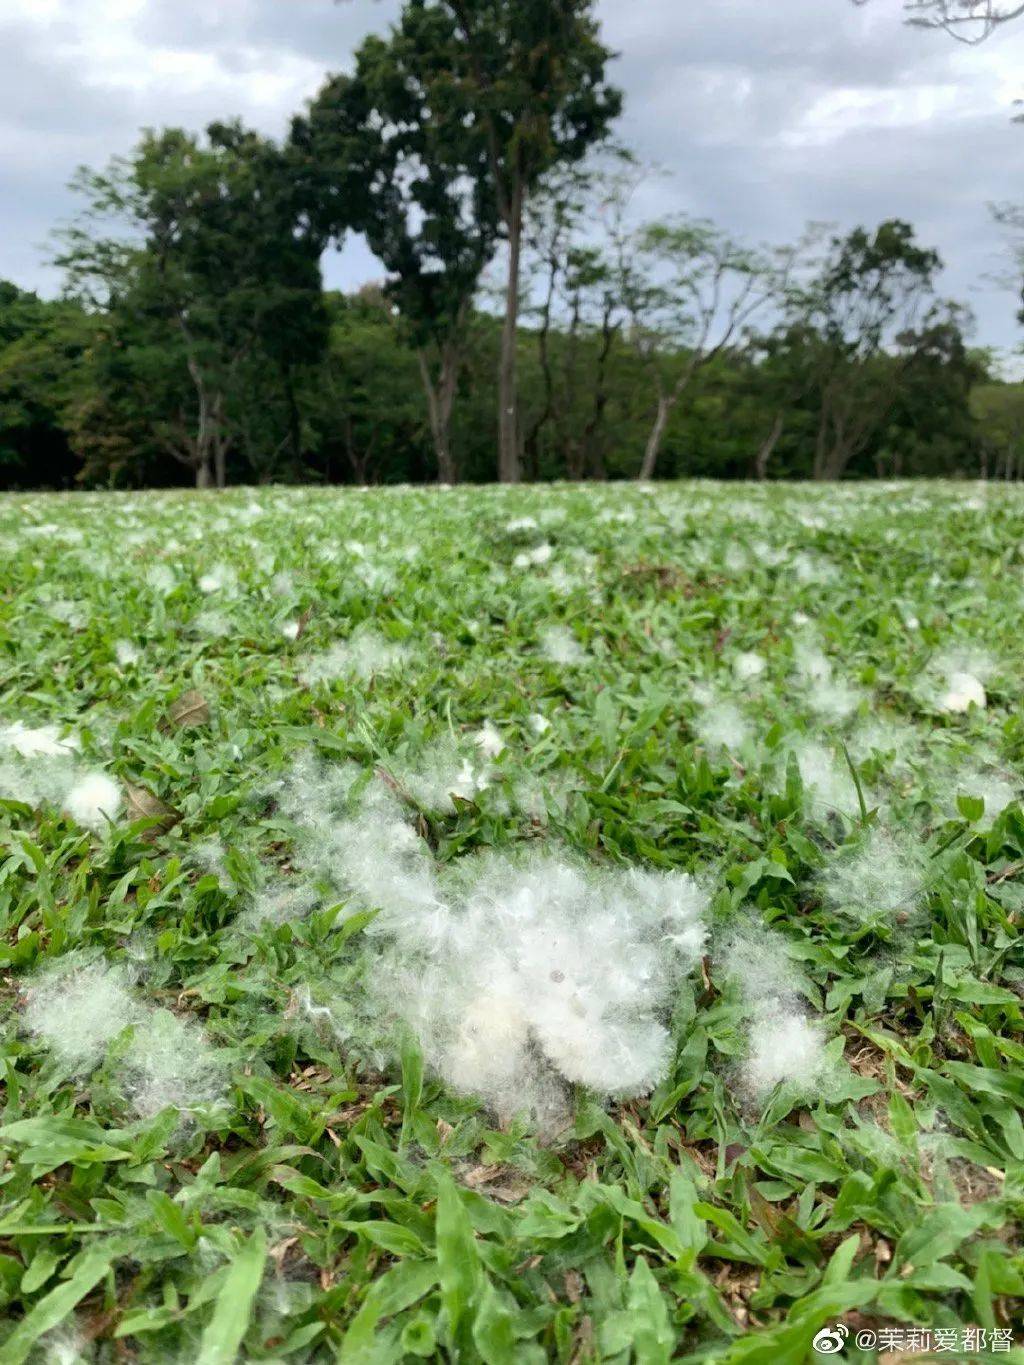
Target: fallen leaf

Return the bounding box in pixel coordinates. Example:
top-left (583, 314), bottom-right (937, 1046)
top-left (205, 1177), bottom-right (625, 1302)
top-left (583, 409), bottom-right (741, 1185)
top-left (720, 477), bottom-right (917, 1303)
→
top-left (165, 689), bottom-right (211, 729)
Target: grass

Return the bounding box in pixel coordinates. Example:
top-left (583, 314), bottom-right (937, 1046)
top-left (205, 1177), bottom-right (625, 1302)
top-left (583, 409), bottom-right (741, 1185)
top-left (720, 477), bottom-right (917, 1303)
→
top-left (0, 479), bottom-right (1022, 1364)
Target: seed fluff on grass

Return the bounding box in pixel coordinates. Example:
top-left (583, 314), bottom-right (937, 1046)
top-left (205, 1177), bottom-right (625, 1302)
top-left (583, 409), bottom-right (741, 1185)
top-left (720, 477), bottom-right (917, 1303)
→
top-left (21, 955), bottom-right (227, 1119)
top-left (822, 826), bottom-right (927, 924)
top-left (0, 721), bottom-right (79, 758)
top-left (276, 768), bottom-right (709, 1129)
top-left (300, 627), bottom-right (409, 685)
top-left (22, 958), bottom-right (138, 1072)
top-left (718, 921), bottom-right (830, 1103)
top-left (64, 771), bottom-right (122, 832)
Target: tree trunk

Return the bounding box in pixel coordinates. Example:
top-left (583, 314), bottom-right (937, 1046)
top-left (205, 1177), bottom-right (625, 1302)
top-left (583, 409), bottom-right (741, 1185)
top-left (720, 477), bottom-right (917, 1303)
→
top-left (418, 346), bottom-right (459, 485)
top-left (812, 408), bottom-right (830, 480)
top-left (582, 308), bottom-right (617, 481)
top-left (214, 444), bottom-right (227, 491)
top-left (754, 412), bottom-right (784, 480)
top-left (498, 178), bottom-right (524, 484)
top-left (639, 394), bottom-right (673, 481)
top-left (196, 459), bottom-right (213, 489)
top-left (212, 394), bottom-right (227, 490)
top-left (818, 439), bottom-right (854, 481)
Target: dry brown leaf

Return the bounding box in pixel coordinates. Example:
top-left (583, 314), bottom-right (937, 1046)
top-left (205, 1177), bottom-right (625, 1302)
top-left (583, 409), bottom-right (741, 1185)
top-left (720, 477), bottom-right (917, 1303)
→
top-left (124, 783), bottom-right (178, 836)
top-left (165, 689), bottom-right (211, 729)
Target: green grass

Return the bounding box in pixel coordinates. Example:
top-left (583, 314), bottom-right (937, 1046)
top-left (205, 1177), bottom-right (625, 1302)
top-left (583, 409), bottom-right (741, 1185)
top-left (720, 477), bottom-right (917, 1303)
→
top-left (0, 480), bottom-right (1022, 1363)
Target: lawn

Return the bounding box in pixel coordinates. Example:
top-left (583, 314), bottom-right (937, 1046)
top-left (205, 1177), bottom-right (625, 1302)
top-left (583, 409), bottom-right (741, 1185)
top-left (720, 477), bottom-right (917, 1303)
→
top-left (0, 481), bottom-right (1022, 1364)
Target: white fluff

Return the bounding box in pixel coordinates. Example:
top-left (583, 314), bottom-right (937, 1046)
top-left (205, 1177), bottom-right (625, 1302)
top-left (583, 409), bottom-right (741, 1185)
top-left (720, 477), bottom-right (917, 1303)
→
top-left (952, 770), bottom-right (1018, 822)
top-left (696, 702), bottom-right (750, 753)
top-left (22, 957), bottom-right (225, 1117)
top-left (939, 671), bottom-right (986, 714)
top-left (393, 740), bottom-right (489, 814)
top-left (301, 629), bottom-right (409, 685)
top-left (64, 772), bottom-right (122, 831)
top-left (284, 772), bottom-right (709, 1125)
top-left (115, 640), bottom-right (140, 667)
top-left (123, 1009), bottom-right (227, 1118)
top-left (720, 923), bottom-right (829, 1100)
top-left (0, 722), bottom-right (78, 758)
top-left (822, 827), bottom-right (924, 921)
top-left (790, 740), bottom-right (861, 817)
top-left (539, 625), bottom-right (585, 666)
top-left (198, 564), bottom-right (234, 594)
top-left (473, 722), bottom-right (505, 758)
top-left (733, 651), bottom-right (766, 682)
top-left (22, 959), bottom-right (137, 1070)
top-left (744, 1008), bottom-right (826, 1096)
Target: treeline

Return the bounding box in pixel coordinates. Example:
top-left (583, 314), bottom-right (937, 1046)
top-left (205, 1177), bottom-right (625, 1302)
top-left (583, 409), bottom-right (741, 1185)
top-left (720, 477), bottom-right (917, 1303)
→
top-left (1, 0), bottom-right (1023, 490)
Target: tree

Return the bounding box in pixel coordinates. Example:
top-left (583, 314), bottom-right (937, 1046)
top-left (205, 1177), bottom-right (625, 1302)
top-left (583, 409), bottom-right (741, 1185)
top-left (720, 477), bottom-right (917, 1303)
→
top-left (519, 160), bottom-right (628, 480)
top-left (293, 13), bottom-right (501, 484)
top-left (972, 382), bottom-right (1024, 478)
top-left (364, 0), bottom-right (622, 482)
top-left (618, 217), bottom-right (792, 480)
top-left (0, 283), bottom-right (88, 488)
top-left (57, 122), bottom-right (326, 488)
top-left (866, 306), bottom-right (984, 476)
top-left (786, 220), bottom-right (941, 479)
top-left (307, 288), bottom-right (432, 484)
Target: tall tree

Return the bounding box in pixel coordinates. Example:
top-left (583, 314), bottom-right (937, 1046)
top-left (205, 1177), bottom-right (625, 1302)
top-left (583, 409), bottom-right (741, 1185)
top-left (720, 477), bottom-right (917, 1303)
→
top-left (519, 161), bottom-right (628, 480)
top-left (292, 13), bottom-right (500, 483)
top-left (57, 122), bottom-right (326, 488)
top-left (0, 283), bottom-right (88, 488)
top-left (618, 217), bottom-right (792, 480)
top-left (360, 0), bottom-right (622, 482)
top-left (972, 381), bottom-right (1024, 478)
top-left (790, 220), bottom-right (941, 479)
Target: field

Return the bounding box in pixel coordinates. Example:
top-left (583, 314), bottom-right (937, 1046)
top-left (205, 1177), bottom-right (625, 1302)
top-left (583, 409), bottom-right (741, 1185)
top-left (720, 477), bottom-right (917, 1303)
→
top-left (0, 481), bottom-right (1022, 1364)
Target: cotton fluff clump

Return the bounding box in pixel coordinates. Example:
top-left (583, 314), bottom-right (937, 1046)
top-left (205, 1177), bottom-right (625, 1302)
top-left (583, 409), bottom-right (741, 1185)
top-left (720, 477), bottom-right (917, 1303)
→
top-left (473, 722), bottom-right (504, 759)
top-left (822, 827), bottom-right (924, 922)
top-left (145, 563), bottom-right (175, 594)
top-left (64, 772), bottom-right (122, 831)
top-left (0, 722), bottom-right (78, 758)
top-left (296, 785), bottom-right (709, 1125)
top-left (938, 671), bottom-right (986, 714)
top-left (538, 625), bottom-right (586, 666)
top-left (115, 640), bottom-right (140, 667)
top-left (792, 642), bottom-right (863, 721)
top-left (745, 1011), bottom-right (826, 1096)
top-left (123, 1010), bottom-right (227, 1118)
top-left (22, 957), bottom-right (226, 1117)
top-left (733, 651), bottom-right (766, 682)
top-left (951, 770), bottom-right (1019, 823)
top-left (22, 959), bottom-right (137, 1071)
top-left (695, 701), bottom-right (750, 753)
top-left (391, 738), bottom-right (489, 814)
top-left (194, 610), bottom-right (232, 640)
top-left (719, 923), bottom-right (829, 1100)
top-left (513, 543), bottom-right (554, 568)
top-left (198, 564), bottom-right (235, 594)
top-left (301, 629), bottom-right (409, 685)
top-left (789, 740), bottom-right (860, 817)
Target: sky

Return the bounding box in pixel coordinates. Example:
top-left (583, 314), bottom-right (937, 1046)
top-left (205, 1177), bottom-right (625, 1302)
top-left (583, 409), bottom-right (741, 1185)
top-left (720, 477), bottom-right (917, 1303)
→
top-left (2, 0), bottom-right (1023, 361)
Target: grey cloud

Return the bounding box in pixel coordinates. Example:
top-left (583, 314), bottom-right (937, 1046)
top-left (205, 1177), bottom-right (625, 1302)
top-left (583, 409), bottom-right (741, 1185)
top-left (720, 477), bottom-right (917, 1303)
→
top-left (0, 0), bottom-right (1021, 352)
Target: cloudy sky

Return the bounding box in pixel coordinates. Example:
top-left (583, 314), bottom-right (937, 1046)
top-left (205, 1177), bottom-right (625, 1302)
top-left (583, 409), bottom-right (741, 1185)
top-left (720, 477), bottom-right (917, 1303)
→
top-left (3, 0), bottom-right (1023, 357)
